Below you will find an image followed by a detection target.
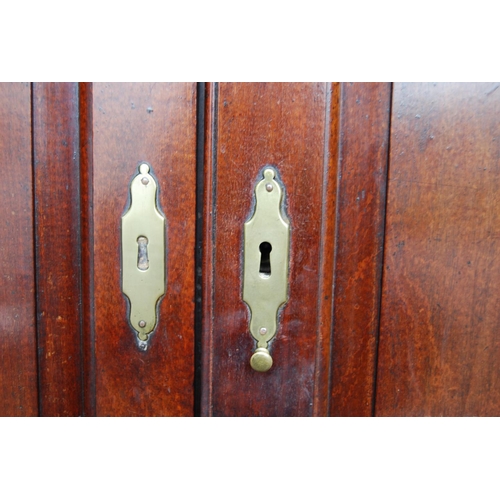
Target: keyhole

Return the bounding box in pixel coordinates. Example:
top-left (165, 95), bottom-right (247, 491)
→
top-left (259, 241), bottom-right (272, 277)
top-left (137, 236), bottom-right (149, 270)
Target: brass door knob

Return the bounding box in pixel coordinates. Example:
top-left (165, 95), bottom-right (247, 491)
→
top-left (250, 348), bottom-right (273, 372)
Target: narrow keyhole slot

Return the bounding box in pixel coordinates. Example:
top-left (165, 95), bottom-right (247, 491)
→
top-left (259, 241), bottom-right (272, 277)
top-left (137, 236), bottom-right (149, 270)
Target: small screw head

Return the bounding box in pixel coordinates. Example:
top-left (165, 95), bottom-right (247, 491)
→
top-left (265, 183), bottom-right (273, 192)
top-left (138, 320), bottom-right (146, 328)
top-left (141, 177), bottom-right (149, 185)
top-left (259, 327), bottom-right (267, 335)
top-left (139, 343), bottom-right (147, 351)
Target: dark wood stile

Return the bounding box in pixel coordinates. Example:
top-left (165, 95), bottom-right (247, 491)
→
top-left (33, 83), bottom-right (83, 416)
top-left (311, 82), bottom-right (340, 416)
top-left (329, 83), bottom-right (392, 416)
top-left (79, 82), bottom-right (96, 416)
top-left (0, 83), bottom-right (38, 416)
top-left (200, 83), bottom-right (217, 415)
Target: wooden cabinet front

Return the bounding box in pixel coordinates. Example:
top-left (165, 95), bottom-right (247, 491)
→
top-left (0, 82), bottom-right (498, 416)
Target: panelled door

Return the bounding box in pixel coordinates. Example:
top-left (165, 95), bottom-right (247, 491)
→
top-left (1, 82), bottom-right (498, 416)
top-left (1, 83), bottom-right (197, 416)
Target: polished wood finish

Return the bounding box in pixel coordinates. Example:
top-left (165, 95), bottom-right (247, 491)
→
top-left (80, 82), bottom-right (95, 416)
top-left (376, 83), bottom-right (500, 416)
top-left (4, 82), bottom-right (498, 417)
top-left (83, 83), bottom-right (197, 416)
top-left (0, 83), bottom-right (38, 416)
top-left (200, 83), bottom-right (216, 416)
top-left (201, 83), bottom-right (339, 416)
top-left (33, 83), bottom-right (83, 416)
top-left (329, 83), bottom-right (391, 416)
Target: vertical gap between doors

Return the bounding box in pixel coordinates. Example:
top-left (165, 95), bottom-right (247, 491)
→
top-left (194, 83), bottom-right (206, 416)
top-left (30, 83), bottom-right (42, 417)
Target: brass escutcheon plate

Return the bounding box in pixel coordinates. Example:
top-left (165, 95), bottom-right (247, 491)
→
top-left (243, 166), bottom-right (290, 371)
top-left (121, 163), bottom-right (166, 349)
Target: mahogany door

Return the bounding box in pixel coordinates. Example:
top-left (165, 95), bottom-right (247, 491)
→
top-left (80, 83), bottom-right (197, 416)
top-left (200, 83), bottom-right (390, 416)
top-left (1, 82), bottom-right (498, 417)
top-left (0, 82), bottom-right (197, 416)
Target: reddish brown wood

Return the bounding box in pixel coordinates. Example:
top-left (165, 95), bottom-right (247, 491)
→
top-left (33, 83), bottom-right (83, 416)
top-left (201, 83), bottom-right (339, 416)
top-left (376, 83), bottom-right (500, 416)
top-left (0, 83), bottom-right (38, 416)
top-left (84, 83), bottom-right (197, 416)
top-left (80, 82), bottom-right (95, 416)
top-left (200, 83), bottom-right (217, 415)
top-left (329, 83), bottom-right (392, 416)
top-left (311, 83), bottom-right (340, 416)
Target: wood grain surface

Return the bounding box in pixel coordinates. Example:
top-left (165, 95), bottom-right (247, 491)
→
top-left (201, 83), bottom-right (339, 416)
top-left (329, 83), bottom-right (392, 416)
top-left (83, 83), bottom-right (197, 416)
top-left (0, 83), bottom-right (38, 416)
top-left (376, 82), bottom-right (500, 416)
top-left (8, 82), bottom-right (497, 417)
top-left (80, 82), bottom-right (95, 416)
top-left (33, 83), bottom-right (83, 416)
